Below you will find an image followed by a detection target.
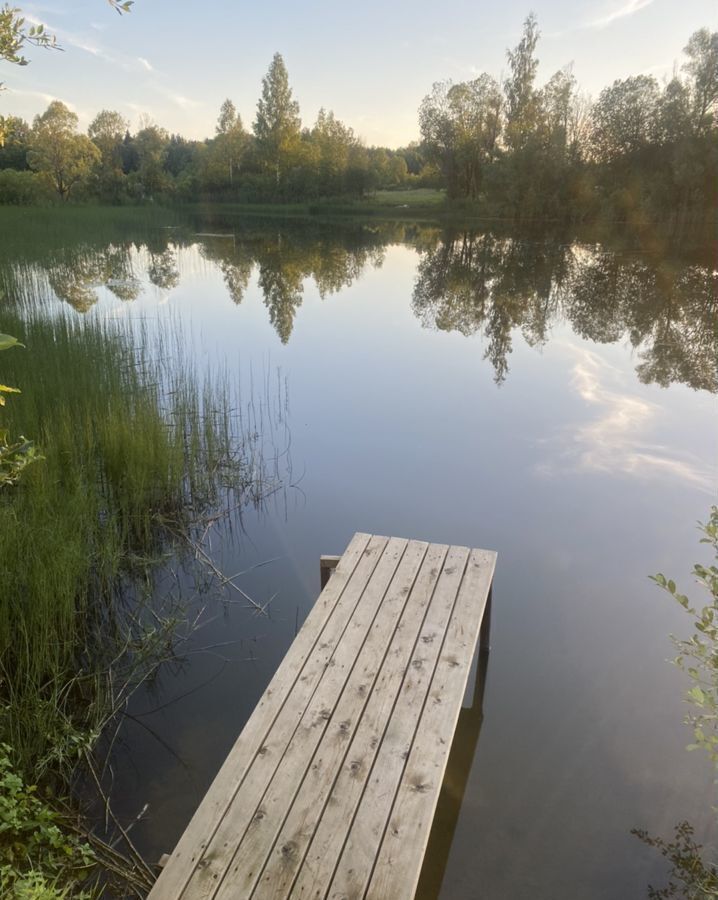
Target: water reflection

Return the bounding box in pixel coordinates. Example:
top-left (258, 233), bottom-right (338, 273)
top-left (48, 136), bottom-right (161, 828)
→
top-left (0, 217), bottom-right (715, 391)
top-left (147, 246), bottom-right (180, 291)
top-left (412, 231), bottom-right (717, 391)
top-left (43, 244), bottom-right (141, 311)
top-left (536, 344), bottom-right (715, 492)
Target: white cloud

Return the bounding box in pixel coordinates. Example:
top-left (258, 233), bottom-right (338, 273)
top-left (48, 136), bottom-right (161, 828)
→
top-left (8, 87), bottom-right (62, 105)
top-left (589, 0), bottom-right (655, 29)
top-left (546, 0), bottom-right (656, 38)
top-left (24, 13), bottom-right (158, 77)
top-left (153, 85), bottom-right (201, 109)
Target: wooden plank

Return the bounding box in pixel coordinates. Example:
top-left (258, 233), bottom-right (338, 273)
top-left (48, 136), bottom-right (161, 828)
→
top-left (366, 548), bottom-right (497, 900)
top-left (181, 536), bottom-right (404, 900)
top-left (148, 532), bottom-right (376, 900)
top-left (208, 538), bottom-right (416, 900)
top-left (280, 542), bottom-right (450, 900)
top-left (326, 544), bottom-right (472, 900)
top-left (250, 540), bottom-right (441, 900)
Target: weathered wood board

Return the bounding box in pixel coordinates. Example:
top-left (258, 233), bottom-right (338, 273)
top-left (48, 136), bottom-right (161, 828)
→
top-left (149, 532), bottom-right (496, 900)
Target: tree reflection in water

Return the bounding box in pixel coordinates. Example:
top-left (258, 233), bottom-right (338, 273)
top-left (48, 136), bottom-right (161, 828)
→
top-left (1, 216), bottom-right (714, 392)
top-left (412, 229), bottom-right (717, 391)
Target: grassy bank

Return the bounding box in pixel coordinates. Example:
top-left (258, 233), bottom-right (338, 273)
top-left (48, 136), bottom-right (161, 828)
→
top-left (178, 189), bottom-right (452, 223)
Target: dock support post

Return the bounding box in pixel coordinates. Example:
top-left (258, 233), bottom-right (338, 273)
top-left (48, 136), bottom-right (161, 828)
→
top-left (320, 555), bottom-right (340, 590)
top-left (479, 585), bottom-right (493, 652)
top-left (463, 586), bottom-right (493, 708)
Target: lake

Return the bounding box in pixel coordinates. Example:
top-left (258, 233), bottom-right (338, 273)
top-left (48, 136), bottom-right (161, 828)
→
top-left (1, 207), bottom-right (715, 899)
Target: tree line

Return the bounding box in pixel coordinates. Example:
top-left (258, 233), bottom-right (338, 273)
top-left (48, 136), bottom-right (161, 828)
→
top-left (0, 53), bottom-right (419, 206)
top-left (418, 17), bottom-right (717, 225)
top-left (0, 20), bottom-right (716, 224)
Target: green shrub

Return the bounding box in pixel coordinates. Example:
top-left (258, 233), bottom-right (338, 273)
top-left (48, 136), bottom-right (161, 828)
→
top-left (0, 745), bottom-right (95, 898)
top-left (0, 171), bottom-right (54, 206)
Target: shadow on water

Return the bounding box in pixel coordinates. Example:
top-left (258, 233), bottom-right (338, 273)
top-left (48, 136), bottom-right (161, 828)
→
top-left (417, 649), bottom-right (491, 900)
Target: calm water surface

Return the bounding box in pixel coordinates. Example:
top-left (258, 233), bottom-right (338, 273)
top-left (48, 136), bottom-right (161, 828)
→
top-left (2, 210), bottom-right (716, 899)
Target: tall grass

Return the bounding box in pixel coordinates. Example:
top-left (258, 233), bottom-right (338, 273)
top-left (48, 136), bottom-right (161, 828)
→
top-left (0, 310), bottom-right (259, 780)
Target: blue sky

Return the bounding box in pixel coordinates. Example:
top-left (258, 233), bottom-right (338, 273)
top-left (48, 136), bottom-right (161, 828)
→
top-left (1, 0), bottom-right (714, 146)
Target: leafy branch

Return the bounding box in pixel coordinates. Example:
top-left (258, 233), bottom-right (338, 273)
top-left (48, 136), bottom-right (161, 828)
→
top-left (108, 0), bottom-right (134, 13)
top-left (652, 506), bottom-right (718, 766)
top-left (634, 508), bottom-right (718, 899)
top-left (0, 333), bottom-right (41, 487)
top-left (0, 5), bottom-right (57, 67)
top-left (0, 2), bottom-right (133, 68)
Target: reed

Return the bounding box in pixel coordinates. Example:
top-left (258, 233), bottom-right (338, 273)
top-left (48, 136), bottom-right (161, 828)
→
top-left (0, 310), bottom-right (255, 779)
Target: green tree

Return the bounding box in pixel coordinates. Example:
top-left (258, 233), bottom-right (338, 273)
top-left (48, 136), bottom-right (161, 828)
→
top-left (540, 66), bottom-right (576, 154)
top-left (88, 108), bottom-right (127, 200)
top-left (0, 113), bottom-right (28, 167)
top-left (504, 13), bottom-right (541, 151)
top-left (132, 124), bottom-right (169, 197)
top-left (311, 108), bottom-right (357, 193)
top-left (214, 98), bottom-right (247, 186)
top-left (27, 101), bottom-right (99, 200)
top-left (590, 76), bottom-right (660, 163)
top-left (654, 77), bottom-right (692, 145)
top-left (682, 28), bottom-right (718, 134)
top-left (419, 75), bottom-right (502, 198)
top-left (253, 52), bottom-right (301, 191)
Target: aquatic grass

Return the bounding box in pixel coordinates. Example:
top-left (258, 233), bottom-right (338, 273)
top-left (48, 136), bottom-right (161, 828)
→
top-left (0, 309), bottom-right (255, 779)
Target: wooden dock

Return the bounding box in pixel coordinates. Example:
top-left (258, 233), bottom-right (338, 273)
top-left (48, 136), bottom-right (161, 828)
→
top-left (149, 532), bottom-right (497, 900)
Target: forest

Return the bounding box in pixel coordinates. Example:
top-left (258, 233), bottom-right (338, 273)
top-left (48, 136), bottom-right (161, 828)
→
top-left (0, 16), bottom-right (716, 226)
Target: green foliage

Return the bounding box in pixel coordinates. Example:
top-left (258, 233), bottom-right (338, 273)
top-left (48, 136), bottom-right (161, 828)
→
top-left (28, 102), bottom-right (100, 201)
top-left (0, 429), bottom-right (40, 487)
top-left (87, 110), bottom-right (128, 202)
top-left (414, 20), bottom-right (716, 224)
top-left (504, 13), bottom-right (541, 151)
top-left (419, 75), bottom-right (502, 199)
top-left (0, 170), bottom-right (52, 205)
top-left (0, 332), bottom-right (40, 487)
top-left (632, 822), bottom-right (718, 899)
top-left (0, 744), bottom-right (95, 898)
top-left (0, 17), bottom-right (716, 219)
top-left (652, 507), bottom-right (718, 765)
top-left (0, 311), bottom-right (245, 775)
top-left (634, 508), bottom-right (718, 899)
top-left (0, 5), bottom-right (56, 68)
top-left (683, 28), bottom-right (718, 134)
top-left (0, 0), bottom-right (131, 80)
top-left (253, 52), bottom-right (302, 193)
top-left (590, 76), bottom-right (661, 162)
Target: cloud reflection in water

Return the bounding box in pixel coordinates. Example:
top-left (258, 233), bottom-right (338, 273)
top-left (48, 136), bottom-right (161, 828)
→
top-left (537, 343), bottom-right (714, 493)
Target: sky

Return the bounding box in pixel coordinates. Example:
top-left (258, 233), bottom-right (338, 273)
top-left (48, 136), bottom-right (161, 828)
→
top-left (1, 0), bottom-right (715, 147)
